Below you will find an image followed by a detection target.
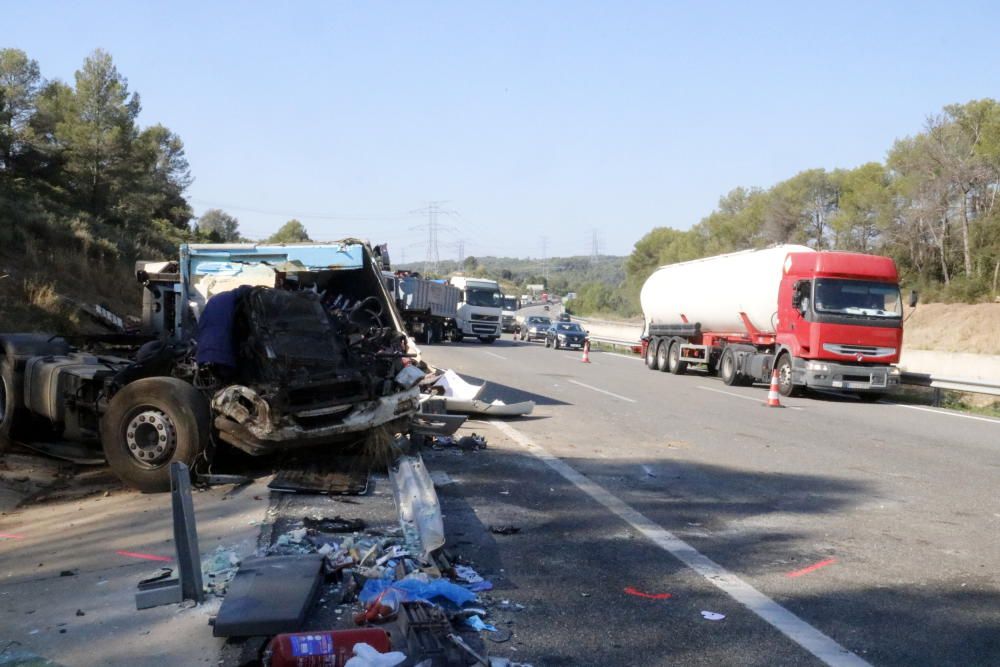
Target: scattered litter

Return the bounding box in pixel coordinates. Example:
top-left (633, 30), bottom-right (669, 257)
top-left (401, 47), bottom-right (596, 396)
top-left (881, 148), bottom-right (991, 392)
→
top-left (623, 586), bottom-right (672, 600)
top-left (344, 643), bottom-right (407, 667)
top-left (59, 570), bottom-right (76, 577)
top-left (359, 576), bottom-right (477, 608)
top-left (580, 592), bottom-right (590, 598)
top-left (700, 611), bottom-right (725, 621)
top-left (489, 525), bottom-right (520, 535)
top-left (487, 628), bottom-right (513, 643)
top-left (456, 434), bottom-right (488, 451)
top-left (432, 370), bottom-right (485, 401)
top-left (497, 600), bottom-right (525, 612)
top-left (75, 609), bottom-right (85, 617)
top-left (303, 515), bottom-right (367, 533)
top-left (202, 547), bottom-right (241, 596)
top-left (641, 465), bottom-right (656, 477)
top-left (465, 615), bottom-right (498, 632)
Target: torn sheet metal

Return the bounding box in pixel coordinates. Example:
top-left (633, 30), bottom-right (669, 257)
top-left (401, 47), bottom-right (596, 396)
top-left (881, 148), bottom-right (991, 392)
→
top-left (388, 454), bottom-right (445, 561)
top-left (427, 397), bottom-right (535, 417)
top-left (432, 370), bottom-right (485, 401)
top-left (410, 412), bottom-right (467, 437)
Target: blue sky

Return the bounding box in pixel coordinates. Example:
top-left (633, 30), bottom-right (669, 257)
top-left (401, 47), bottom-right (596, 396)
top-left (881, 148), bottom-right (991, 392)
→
top-left (7, 1), bottom-right (999, 259)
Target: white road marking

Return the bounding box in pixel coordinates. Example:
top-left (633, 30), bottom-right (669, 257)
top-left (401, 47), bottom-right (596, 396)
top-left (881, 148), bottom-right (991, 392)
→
top-left (568, 379), bottom-right (637, 403)
top-left (698, 385), bottom-right (804, 410)
top-left (894, 403), bottom-right (1000, 425)
top-left (491, 420), bottom-right (871, 667)
top-left (483, 351), bottom-right (508, 360)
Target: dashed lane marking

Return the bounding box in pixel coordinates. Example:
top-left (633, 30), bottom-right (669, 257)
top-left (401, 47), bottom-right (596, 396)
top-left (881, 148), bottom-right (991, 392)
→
top-left (483, 351), bottom-right (508, 360)
top-left (491, 420), bottom-right (870, 667)
top-left (567, 379), bottom-right (637, 403)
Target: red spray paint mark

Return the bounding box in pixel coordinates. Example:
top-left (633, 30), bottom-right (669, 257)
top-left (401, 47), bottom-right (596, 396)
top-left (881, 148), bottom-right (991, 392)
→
top-left (786, 558), bottom-right (837, 578)
top-left (116, 550), bottom-right (172, 562)
top-left (624, 586), bottom-right (673, 600)
top-left (0, 533), bottom-right (25, 540)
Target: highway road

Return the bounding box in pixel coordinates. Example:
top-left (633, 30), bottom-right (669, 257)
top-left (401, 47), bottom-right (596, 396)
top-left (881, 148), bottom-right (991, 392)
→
top-left (418, 322), bottom-right (1000, 666)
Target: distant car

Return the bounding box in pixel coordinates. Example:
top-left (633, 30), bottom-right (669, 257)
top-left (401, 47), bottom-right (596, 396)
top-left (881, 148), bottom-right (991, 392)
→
top-left (558, 312), bottom-right (571, 322)
top-left (543, 305), bottom-right (550, 311)
top-left (519, 316), bottom-right (552, 342)
top-left (544, 322), bottom-right (588, 350)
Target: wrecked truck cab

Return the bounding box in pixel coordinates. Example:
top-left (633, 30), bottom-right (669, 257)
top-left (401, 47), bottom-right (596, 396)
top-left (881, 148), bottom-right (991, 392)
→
top-left (0, 241), bottom-right (421, 494)
top-left (136, 241), bottom-right (422, 458)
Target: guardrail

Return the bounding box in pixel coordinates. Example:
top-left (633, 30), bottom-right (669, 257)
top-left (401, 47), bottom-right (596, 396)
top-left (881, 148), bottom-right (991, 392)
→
top-left (585, 334), bottom-right (1000, 399)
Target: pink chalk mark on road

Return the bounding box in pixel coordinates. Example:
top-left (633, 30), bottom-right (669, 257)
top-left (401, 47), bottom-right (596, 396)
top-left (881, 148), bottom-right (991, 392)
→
top-left (0, 533), bottom-right (25, 540)
top-left (786, 558), bottom-right (837, 578)
top-left (116, 550), bottom-right (172, 562)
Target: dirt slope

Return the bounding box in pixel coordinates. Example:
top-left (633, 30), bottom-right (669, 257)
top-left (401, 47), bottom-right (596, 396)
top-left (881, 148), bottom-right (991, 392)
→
top-left (904, 302), bottom-right (1000, 355)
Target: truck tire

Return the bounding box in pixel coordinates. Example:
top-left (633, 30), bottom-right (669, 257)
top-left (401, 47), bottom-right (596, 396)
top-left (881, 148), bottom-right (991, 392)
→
top-left (450, 330), bottom-right (464, 343)
top-left (775, 354), bottom-right (801, 397)
top-left (667, 340), bottom-right (688, 375)
top-left (645, 342), bottom-right (657, 369)
top-left (0, 355), bottom-right (23, 453)
top-left (554, 338), bottom-right (561, 350)
top-left (100, 377), bottom-right (210, 493)
top-left (655, 341), bottom-right (669, 372)
top-left (719, 348), bottom-right (740, 386)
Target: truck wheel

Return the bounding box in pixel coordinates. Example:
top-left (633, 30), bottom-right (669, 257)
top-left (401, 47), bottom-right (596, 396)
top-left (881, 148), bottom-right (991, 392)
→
top-left (719, 348), bottom-right (739, 386)
top-left (0, 356), bottom-right (23, 453)
top-left (644, 342), bottom-right (657, 369)
top-left (554, 339), bottom-right (561, 350)
top-left (655, 341), bottom-right (669, 372)
top-left (100, 377), bottom-right (210, 493)
top-left (667, 340), bottom-right (688, 375)
top-left (451, 331), bottom-right (464, 343)
top-left (775, 354), bottom-right (801, 397)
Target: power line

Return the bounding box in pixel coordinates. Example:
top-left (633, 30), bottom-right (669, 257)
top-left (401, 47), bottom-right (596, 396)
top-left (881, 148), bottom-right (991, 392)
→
top-left (410, 201), bottom-right (458, 275)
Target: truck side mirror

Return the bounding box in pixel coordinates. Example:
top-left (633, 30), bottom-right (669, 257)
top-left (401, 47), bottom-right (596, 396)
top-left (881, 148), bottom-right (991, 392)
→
top-left (791, 291), bottom-right (802, 309)
top-left (908, 290), bottom-right (919, 308)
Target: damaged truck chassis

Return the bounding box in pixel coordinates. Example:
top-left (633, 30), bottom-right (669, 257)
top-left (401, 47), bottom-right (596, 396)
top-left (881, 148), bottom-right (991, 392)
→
top-left (0, 241), bottom-right (422, 492)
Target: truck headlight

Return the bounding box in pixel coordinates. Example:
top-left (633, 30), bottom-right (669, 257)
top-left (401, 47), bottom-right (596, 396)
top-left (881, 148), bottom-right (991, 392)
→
top-left (806, 361), bottom-right (829, 372)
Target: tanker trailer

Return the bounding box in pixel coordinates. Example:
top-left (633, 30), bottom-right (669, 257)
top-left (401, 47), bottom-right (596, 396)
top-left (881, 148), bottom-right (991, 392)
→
top-left (640, 245), bottom-right (911, 400)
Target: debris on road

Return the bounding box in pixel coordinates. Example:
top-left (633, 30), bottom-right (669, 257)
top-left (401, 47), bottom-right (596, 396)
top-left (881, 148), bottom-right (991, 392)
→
top-left (700, 611), bottom-right (726, 621)
top-left (623, 586), bottom-right (672, 600)
top-left (489, 525), bottom-right (520, 536)
top-left (303, 515), bottom-right (367, 533)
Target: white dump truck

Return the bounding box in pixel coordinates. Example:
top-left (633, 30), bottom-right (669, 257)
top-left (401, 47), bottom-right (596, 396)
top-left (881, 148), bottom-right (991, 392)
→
top-left (448, 277), bottom-right (502, 344)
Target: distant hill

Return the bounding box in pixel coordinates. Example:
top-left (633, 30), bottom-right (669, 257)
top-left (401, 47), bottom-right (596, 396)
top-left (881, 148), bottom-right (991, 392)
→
top-left (395, 254), bottom-right (626, 295)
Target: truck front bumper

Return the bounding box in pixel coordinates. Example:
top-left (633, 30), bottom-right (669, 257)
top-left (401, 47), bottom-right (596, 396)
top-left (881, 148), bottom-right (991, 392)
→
top-left (798, 360), bottom-right (900, 393)
top-left (213, 385), bottom-right (421, 455)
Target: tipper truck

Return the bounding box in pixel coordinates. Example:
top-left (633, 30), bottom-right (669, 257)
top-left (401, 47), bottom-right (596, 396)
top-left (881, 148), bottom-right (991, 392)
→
top-left (640, 245), bottom-right (915, 400)
top-left (384, 271), bottom-right (461, 344)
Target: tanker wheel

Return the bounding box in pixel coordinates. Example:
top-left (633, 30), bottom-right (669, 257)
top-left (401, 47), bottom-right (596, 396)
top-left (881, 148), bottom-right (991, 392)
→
top-left (655, 341), bottom-right (669, 372)
top-left (0, 354), bottom-right (23, 453)
top-left (100, 377), bottom-right (210, 493)
top-left (775, 354), bottom-right (801, 397)
top-left (719, 348), bottom-right (740, 386)
top-left (644, 342), bottom-right (657, 370)
top-left (667, 340), bottom-right (688, 375)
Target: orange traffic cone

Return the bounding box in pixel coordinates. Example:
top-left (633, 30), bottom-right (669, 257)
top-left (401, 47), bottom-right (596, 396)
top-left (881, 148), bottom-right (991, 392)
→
top-left (766, 368), bottom-right (783, 407)
top-left (581, 339), bottom-right (591, 363)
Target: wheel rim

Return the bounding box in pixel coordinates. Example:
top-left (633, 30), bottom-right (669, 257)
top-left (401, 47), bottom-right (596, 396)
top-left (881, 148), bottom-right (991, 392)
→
top-left (669, 343), bottom-right (679, 369)
top-left (646, 346), bottom-right (655, 366)
top-left (657, 345), bottom-right (667, 367)
top-left (123, 407), bottom-right (177, 468)
top-left (779, 359), bottom-right (792, 389)
top-left (722, 354), bottom-right (733, 380)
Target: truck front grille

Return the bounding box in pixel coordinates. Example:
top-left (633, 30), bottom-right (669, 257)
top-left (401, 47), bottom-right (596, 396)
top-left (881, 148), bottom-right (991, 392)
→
top-left (823, 344), bottom-right (896, 358)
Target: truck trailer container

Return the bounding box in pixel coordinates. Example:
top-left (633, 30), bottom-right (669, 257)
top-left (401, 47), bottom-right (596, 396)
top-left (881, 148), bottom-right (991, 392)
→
top-left (640, 245), bottom-right (914, 400)
top-left (384, 272), bottom-right (461, 343)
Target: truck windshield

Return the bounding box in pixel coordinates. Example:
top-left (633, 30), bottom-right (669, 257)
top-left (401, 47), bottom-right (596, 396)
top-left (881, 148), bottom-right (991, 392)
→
top-left (814, 279), bottom-right (902, 318)
top-left (502, 297), bottom-right (518, 310)
top-left (466, 288), bottom-right (501, 308)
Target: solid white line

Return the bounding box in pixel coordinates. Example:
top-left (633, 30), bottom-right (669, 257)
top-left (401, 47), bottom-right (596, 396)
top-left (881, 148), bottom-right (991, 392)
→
top-left (894, 403), bottom-right (1000, 425)
top-left (490, 420), bottom-right (870, 667)
top-left (567, 379), bottom-right (637, 403)
top-left (698, 385), bottom-right (804, 410)
top-left (483, 351), bottom-right (508, 360)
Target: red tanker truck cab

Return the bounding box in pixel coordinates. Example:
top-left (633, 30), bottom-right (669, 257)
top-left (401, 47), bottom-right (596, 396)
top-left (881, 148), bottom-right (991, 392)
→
top-left (777, 252), bottom-right (903, 393)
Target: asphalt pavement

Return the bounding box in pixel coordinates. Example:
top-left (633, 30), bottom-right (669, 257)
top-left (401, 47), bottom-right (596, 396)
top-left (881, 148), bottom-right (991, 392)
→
top-left (417, 330), bottom-right (1000, 666)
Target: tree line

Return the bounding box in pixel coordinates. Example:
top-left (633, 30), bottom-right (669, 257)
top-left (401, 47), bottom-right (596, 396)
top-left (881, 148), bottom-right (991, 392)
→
top-left (0, 47), bottom-right (314, 264)
top-left (621, 99), bottom-right (1000, 309)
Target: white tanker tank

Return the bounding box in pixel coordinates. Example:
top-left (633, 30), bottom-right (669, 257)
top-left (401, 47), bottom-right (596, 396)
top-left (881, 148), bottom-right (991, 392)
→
top-left (640, 245), bottom-right (814, 334)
